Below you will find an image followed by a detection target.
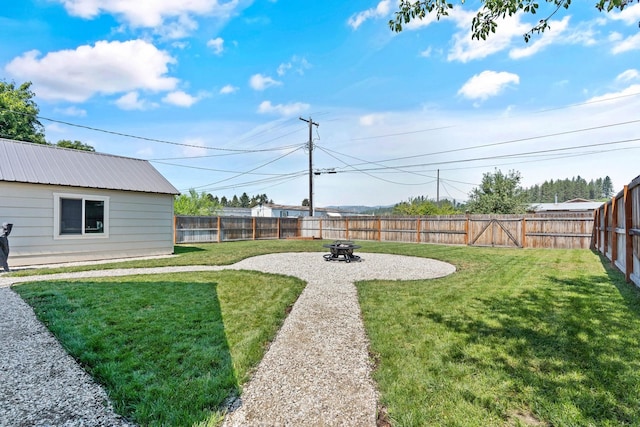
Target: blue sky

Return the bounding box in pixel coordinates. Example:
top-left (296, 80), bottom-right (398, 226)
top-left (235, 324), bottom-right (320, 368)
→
top-left (2, 1), bottom-right (640, 207)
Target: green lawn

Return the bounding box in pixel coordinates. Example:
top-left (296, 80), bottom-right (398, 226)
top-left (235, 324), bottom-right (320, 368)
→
top-left (14, 270), bottom-right (305, 426)
top-left (357, 245), bottom-right (640, 426)
top-left (9, 240), bottom-right (325, 277)
top-left (12, 241), bottom-right (640, 426)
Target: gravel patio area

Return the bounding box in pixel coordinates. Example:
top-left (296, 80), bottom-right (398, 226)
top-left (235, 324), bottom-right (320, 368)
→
top-left (0, 252), bottom-right (455, 426)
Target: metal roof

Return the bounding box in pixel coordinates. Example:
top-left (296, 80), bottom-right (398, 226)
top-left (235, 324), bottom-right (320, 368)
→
top-left (0, 138), bottom-right (179, 195)
top-left (530, 201), bottom-right (603, 212)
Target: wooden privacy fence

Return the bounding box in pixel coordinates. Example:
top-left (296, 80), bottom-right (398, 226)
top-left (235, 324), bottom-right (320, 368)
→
top-left (301, 213), bottom-right (595, 249)
top-left (175, 215), bottom-right (299, 243)
top-left (175, 212), bottom-right (596, 249)
top-left (593, 175), bottom-right (640, 286)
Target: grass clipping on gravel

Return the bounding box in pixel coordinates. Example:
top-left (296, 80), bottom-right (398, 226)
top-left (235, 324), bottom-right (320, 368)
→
top-left (14, 270), bottom-right (305, 426)
top-left (358, 246), bottom-right (640, 427)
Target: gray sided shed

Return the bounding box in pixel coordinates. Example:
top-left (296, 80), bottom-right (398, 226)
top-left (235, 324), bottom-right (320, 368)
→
top-left (0, 138), bottom-right (179, 266)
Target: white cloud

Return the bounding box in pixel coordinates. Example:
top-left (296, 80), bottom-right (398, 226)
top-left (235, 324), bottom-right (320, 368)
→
top-left (458, 70), bottom-right (520, 101)
top-left (277, 56), bottom-right (311, 76)
top-left (403, 10), bottom-right (440, 30)
top-left (609, 31), bottom-right (623, 42)
top-left (419, 47), bottom-right (432, 58)
top-left (611, 32), bottom-right (640, 54)
top-left (446, 8), bottom-right (584, 63)
top-left (181, 137), bottom-right (209, 157)
top-left (4, 40), bottom-right (178, 102)
top-left (249, 74), bottom-right (282, 91)
top-left (219, 84), bottom-right (238, 94)
top-left (348, 0), bottom-right (391, 30)
top-left (277, 62), bottom-right (292, 76)
top-left (585, 83), bottom-right (640, 105)
top-left (57, 0), bottom-right (240, 28)
top-left (359, 113), bottom-right (387, 126)
top-left (172, 41), bottom-right (189, 49)
top-left (608, 2), bottom-right (640, 25)
top-left (448, 11), bottom-right (530, 62)
top-left (54, 106), bottom-right (87, 117)
top-left (155, 14), bottom-right (198, 40)
top-left (44, 123), bottom-right (66, 134)
top-left (617, 69), bottom-right (640, 83)
top-left (135, 147), bottom-right (155, 158)
top-left (116, 91), bottom-right (150, 110)
top-left (257, 100), bottom-right (309, 116)
top-left (207, 37), bottom-right (224, 55)
top-left (509, 16), bottom-right (570, 59)
top-left (162, 90), bottom-right (199, 107)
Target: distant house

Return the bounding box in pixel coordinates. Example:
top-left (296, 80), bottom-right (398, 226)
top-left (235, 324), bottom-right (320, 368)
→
top-left (252, 204), bottom-right (311, 218)
top-left (0, 138), bottom-right (179, 267)
top-left (529, 198), bottom-right (603, 213)
top-left (250, 203), bottom-right (346, 218)
top-left (220, 207), bottom-right (252, 217)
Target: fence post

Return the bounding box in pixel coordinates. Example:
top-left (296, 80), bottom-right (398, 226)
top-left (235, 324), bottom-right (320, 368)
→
top-left (417, 218), bottom-right (421, 243)
top-left (346, 218), bottom-right (350, 240)
top-left (278, 217), bottom-right (281, 239)
top-left (464, 215), bottom-right (470, 246)
top-left (378, 218), bottom-right (382, 241)
top-left (624, 185), bottom-right (633, 282)
top-left (603, 203), bottom-right (609, 257)
top-left (174, 215), bottom-right (177, 245)
top-left (591, 210), bottom-right (596, 251)
top-left (319, 218), bottom-right (323, 239)
top-left (217, 216), bottom-right (221, 243)
top-left (521, 218), bottom-right (527, 248)
top-left (612, 200), bottom-right (617, 262)
top-left (252, 217), bottom-right (256, 240)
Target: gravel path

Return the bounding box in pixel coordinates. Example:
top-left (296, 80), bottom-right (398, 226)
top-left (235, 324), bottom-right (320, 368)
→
top-left (0, 252), bottom-right (455, 426)
top-left (0, 287), bottom-right (133, 427)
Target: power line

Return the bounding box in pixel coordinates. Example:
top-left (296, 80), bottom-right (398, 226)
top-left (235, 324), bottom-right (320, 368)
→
top-left (317, 145), bottom-right (436, 186)
top-left (192, 145), bottom-right (305, 190)
top-left (332, 137), bottom-right (640, 172)
top-left (317, 145), bottom-right (439, 180)
top-left (334, 118), bottom-right (640, 169)
top-left (196, 171), bottom-right (308, 193)
top-left (152, 160), bottom-right (307, 176)
top-left (327, 91), bottom-right (640, 146)
top-left (349, 125), bottom-right (454, 141)
top-left (0, 106), bottom-right (307, 153)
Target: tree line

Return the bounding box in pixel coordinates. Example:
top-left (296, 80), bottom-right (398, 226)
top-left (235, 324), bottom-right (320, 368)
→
top-left (389, 170), bottom-right (615, 216)
top-left (174, 189), bottom-right (273, 215)
top-left (175, 170), bottom-right (615, 216)
top-left (523, 176), bottom-right (614, 203)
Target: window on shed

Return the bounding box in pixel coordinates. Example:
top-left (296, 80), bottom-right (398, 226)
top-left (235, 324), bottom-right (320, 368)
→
top-left (84, 200), bottom-right (104, 233)
top-left (60, 198), bottom-right (83, 234)
top-left (55, 194), bottom-right (109, 238)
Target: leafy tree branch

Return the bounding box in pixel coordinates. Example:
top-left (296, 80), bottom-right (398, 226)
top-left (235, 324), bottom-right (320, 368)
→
top-left (390, 0), bottom-right (639, 42)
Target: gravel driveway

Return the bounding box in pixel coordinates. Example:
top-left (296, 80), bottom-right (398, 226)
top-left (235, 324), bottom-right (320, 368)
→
top-left (0, 252), bottom-right (455, 426)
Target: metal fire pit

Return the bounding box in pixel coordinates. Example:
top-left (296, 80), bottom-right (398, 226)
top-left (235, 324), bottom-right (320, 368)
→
top-left (322, 240), bottom-right (361, 263)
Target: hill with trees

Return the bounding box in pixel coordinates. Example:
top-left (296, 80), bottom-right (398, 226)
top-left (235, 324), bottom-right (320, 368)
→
top-left (524, 176), bottom-right (614, 203)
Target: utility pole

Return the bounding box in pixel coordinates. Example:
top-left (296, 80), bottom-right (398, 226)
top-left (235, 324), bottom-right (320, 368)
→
top-left (437, 169), bottom-right (440, 205)
top-left (300, 116), bottom-right (319, 216)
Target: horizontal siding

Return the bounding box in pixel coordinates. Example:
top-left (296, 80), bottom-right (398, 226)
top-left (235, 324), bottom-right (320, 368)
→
top-left (0, 182), bottom-right (174, 266)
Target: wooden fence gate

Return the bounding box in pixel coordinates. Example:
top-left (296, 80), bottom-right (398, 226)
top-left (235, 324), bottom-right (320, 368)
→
top-left (468, 217), bottom-right (523, 248)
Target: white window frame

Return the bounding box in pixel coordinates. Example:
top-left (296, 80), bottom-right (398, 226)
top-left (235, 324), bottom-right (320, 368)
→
top-left (53, 193), bottom-right (110, 239)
